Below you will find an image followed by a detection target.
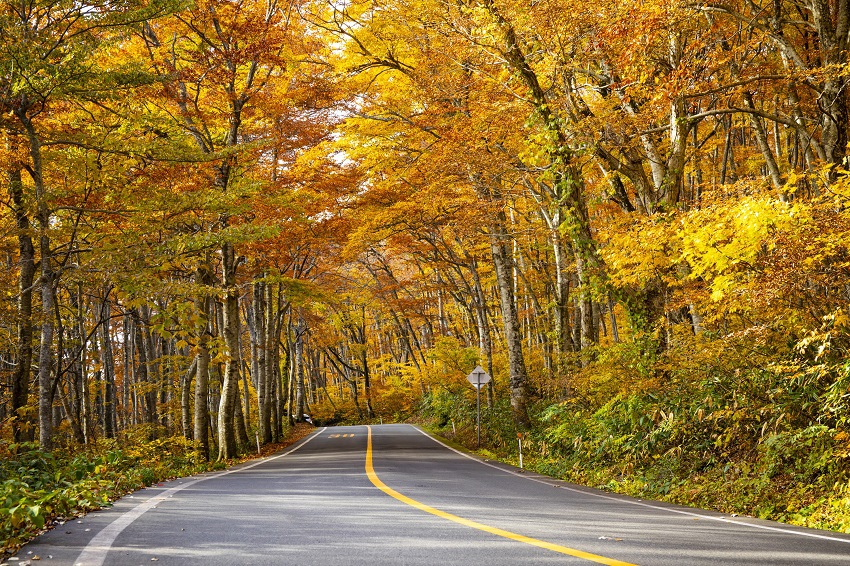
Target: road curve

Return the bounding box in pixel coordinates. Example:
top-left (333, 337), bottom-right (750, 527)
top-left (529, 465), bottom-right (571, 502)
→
top-left (11, 424), bottom-right (850, 565)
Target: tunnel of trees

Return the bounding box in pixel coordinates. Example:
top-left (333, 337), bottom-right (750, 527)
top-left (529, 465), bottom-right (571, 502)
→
top-left (4, 0), bottom-right (850, 538)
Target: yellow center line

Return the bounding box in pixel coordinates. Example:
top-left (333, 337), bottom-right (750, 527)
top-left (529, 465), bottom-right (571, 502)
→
top-left (365, 426), bottom-right (637, 566)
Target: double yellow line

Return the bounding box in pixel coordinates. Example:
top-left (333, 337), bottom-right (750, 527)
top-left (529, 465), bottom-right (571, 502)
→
top-left (364, 426), bottom-right (636, 566)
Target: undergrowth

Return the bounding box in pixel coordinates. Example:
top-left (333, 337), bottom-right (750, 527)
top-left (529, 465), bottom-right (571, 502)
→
top-left (420, 359), bottom-right (850, 534)
top-left (1, 423), bottom-right (307, 557)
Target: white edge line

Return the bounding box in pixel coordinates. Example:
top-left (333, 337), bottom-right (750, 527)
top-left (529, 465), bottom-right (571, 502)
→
top-left (409, 424), bottom-right (850, 545)
top-left (73, 427), bottom-right (327, 566)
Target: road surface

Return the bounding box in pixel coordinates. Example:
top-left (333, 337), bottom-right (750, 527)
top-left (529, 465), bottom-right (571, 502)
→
top-left (10, 424), bottom-right (850, 565)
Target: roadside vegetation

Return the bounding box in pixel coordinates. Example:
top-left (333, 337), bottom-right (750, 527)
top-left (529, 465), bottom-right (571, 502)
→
top-left (1, 424), bottom-right (310, 557)
top-left (415, 336), bottom-right (850, 533)
top-left (2, 433), bottom-right (217, 555)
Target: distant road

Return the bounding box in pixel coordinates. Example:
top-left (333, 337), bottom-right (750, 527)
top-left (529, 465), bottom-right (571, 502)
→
top-left (13, 424), bottom-right (850, 565)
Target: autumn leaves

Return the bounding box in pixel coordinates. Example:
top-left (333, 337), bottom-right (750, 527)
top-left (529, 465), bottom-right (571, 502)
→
top-left (3, 0), bottom-right (850, 476)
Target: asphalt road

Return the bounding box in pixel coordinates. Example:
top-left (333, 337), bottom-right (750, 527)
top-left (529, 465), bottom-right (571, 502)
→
top-left (10, 424), bottom-right (850, 565)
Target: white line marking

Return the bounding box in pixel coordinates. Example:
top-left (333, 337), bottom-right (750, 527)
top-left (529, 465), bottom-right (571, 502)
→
top-left (74, 428), bottom-right (326, 566)
top-left (409, 425), bottom-right (850, 545)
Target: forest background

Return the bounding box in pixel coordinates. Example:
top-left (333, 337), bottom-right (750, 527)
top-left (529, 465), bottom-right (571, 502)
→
top-left (4, 0), bottom-right (850, 552)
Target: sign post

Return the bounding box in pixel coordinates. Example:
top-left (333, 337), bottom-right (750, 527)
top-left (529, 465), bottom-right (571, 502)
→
top-left (466, 365), bottom-right (492, 448)
top-left (517, 433), bottom-right (524, 469)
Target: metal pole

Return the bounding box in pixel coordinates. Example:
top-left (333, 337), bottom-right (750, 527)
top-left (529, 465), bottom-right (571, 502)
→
top-left (476, 382), bottom-right (481, 448)
top-left (518, 434), bottom-right (523, 469)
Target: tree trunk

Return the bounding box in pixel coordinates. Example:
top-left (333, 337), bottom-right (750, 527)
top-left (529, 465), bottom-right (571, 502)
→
top-left (76, 285), bottom-right (91, 443)
top-left (262, 281), bottom-right (275, 441)
top-left (194, 344), bottom-right (210, 460)
top-left (181, 356), bottom-right (196, 440)
top-left (99, 296), bottom-right (117, 438)
top-left (233, 379), bottom-right (249, 448)
top-left (194, 280), bottom-right (212, 460)
top-left (130, 309), bottom-right (154, 432)
top-left (8, 166), bottom-right (36, 442)
top-left (217, 241), bottom-right (240, 460)
top-left (361, 347), bottom-right (374, 419)
top-left (552, 227), bottom-right (573, 359)
top-left (141, 308), bottom-right (160, 429)
top-left (481, 182), bottom-right (531, 428)
top-left (253, 280), bottom-right (269, 443)
top-left (18, 112), bottom-right (56, 450)
top-left (294, 313), bottom-right (306, 421)
top-left (469, 263), bottom-right (495, 407)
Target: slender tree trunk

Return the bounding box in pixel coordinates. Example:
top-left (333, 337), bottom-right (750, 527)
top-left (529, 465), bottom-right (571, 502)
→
top-left (217, 242), bottom-right (240, 460)
top-left (480, 182), bottom-right (531, 427)
top-left (294, 313), bottom-right (306, 421)
top-left (743, 93), bottom-right (787, 200)
top-left (361, 348), bottom-right (374, 419)
top-left (272, 295), bottom-right (285, 439)
top-left (274, 350), bottom-right (283, 439)
top-left (608, 294), bottom-right (620, 344)
top-left (469, 263), bottom-right (495, 407)
top-left (232, 295), bottom-right (249, 447)
top-left (18, 112), bottom-right (56, 449)
top-left (194, 286), bottom-right (212, 460)
top-left (76, 285), bottom-right (91, 443)
top-left (8, 166), bottom-right (35, 442)
top-left (194, 345), bottom-right (210, 460)
top-left (253, 281), bottom-right (268, 443)
top-left (181, 357), bottom-right (196, 440)
top-left (234, 379), bottom-right (249, 448)
top-left (142, 309), bottom-right (161, 429)
top-left (123, 314), bottom-right (136, 427)
top-left (237, 302), bottom-right (251, 438)
top-left (552, 228), bottom-right (572, 359)
top-left (285, 335), bottom-right (295, 426)
top-left (99, 296), bottom-right (117, 438)
top-left (262, 282), bottom-right (274, 441)
top-left (130, 309), bottom-right (154, 433)
top-left (65, 292), bottom-right (86, 444)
